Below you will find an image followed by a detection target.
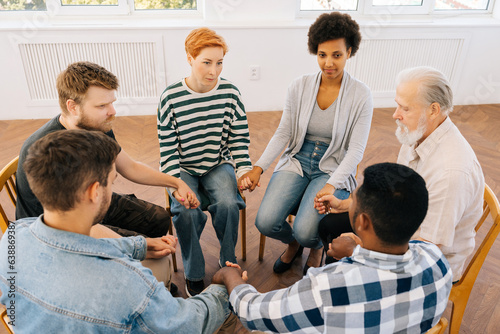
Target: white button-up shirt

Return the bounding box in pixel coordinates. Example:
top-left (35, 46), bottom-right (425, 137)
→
top-left (397, 117), bottom-right (484, 282)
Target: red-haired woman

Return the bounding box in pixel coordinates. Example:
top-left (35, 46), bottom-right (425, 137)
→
top-left (157, 28), bottom-right (252, 297)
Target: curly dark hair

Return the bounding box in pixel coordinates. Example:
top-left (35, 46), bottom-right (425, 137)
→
top-left (308, 12), bottom-right (361, 56)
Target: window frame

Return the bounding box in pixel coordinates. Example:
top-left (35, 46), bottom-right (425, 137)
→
top-left (363, 0), bottom-right (435, 15)
top-left (46, 0), bottom-right (130, 16)
top-left (296, 0), bottom-right (496, 17)
top-left (129, 0), bottom-right (202, 17)
top-left (0, 0), bottom-right (203, 16)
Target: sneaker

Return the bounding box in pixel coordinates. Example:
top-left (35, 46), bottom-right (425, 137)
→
top-left (185, 279), bottom-right (205, 297)
top-left (169, 282), bottom-right (178, 296)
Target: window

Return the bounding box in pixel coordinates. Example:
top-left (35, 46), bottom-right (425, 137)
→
top-left (0, 0), bottom-right (47, 11)
top-left (0, 0), bottom-right (197, 13)
top-left (435, 0), bottom-right (491, 10)
top-left (135, 0), bottom-right (196, 10)
top-left (300, 0), bottom-right (358, 11)
top-left (299, 0), bottom-right (495, 14)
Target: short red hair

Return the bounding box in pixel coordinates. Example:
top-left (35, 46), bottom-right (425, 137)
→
top-left (185, 27), bottom-right (228, 59)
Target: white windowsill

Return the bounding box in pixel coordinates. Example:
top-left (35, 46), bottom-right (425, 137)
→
top-left (0, 12), bottom-right (499, 31)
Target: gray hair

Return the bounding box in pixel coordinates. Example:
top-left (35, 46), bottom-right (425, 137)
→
top-left (396, 66), bottom-right (454, 116)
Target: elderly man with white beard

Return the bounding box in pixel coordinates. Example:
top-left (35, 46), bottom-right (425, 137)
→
top-left (315, 66), bottom-right (484, 283)
top-left (393, 66), bottom-right (484, 282)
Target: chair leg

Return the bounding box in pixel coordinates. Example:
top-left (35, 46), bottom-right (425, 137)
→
top-left (169, 223), bottom-right (178, 272)
top-left (449, 298), bottom-right (467, 334)
top-left (240, 206), bottom-right (247, 261)
top-left (259, 233), bottom-right (266, 261)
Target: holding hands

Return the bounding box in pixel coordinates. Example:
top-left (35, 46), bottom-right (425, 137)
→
top-left (145, 235), bottom-right (177, 259)
top-left (238, 167), bottom-right (262, 192)
top-left (212, 261), bottom-right (248, 293)
top-left (173, 180), bottom-right (200, 209)
top-left (314, 183), bottom-right (352, 214)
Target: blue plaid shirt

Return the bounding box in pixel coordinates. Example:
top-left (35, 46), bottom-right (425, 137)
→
top-left (230, 241), bottom-right (452, 333)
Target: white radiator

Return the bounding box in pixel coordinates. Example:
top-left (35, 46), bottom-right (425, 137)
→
top-left (345, 37), bottom-right (466, 94)
top-left (19, 42), bottom-right (161, 101)
top-left (18, 37), bottom-right (467, 105)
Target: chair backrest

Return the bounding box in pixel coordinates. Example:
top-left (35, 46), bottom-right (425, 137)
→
top-left (426, 317), bottom-right (448, 334)
top-left (448, 184), bottom-right (500, 334)
top-left (0, 156), bottom-right (18, 233)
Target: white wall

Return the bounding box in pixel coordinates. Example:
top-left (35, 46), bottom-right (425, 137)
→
top-left (0, 0), bottom-right (499, 120)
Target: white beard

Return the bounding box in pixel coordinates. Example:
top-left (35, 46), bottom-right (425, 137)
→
top-left (395, 115), bottom-right (427, 146)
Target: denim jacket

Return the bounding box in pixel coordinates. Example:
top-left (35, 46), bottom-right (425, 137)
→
top-left (0, 217), bottom-right (230, 333)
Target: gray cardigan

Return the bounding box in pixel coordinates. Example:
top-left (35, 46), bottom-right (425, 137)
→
top-left (255, 71), bottom-right (373, 192)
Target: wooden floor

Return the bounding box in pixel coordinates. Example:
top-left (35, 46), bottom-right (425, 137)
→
top-left (1, 104), bottom-right (499, 333)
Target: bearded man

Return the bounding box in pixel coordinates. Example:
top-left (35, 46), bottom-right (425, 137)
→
top-left (316, 66), bottom-right (485, 282)
top-left (393, 66), bottom-right (484, 282)
top-left (16, 62), bottom-right (199, 238)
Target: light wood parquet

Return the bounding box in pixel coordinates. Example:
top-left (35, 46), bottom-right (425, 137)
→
top-left (0, 104), bottom-right (499, 333)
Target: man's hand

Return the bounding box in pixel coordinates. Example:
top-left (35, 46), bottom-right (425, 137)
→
top-left (145, 235), bottom-right (177, 259)
top-left (314, 194), bottom-right (340, 214)
top-left (327, 234), bottom-right (360, 260)
top-left (238, 167), bottom-right (262, 192)
top-left (314, 195), bottom-right (352, 214)
top-left (212, 262), bottom-right (248, 294)
top-left (314, 184), bottom-right (351, 214)
top-left (340, 233), bottom-right (362, 246)
top-left (173, 180), bottom-right (200, 209)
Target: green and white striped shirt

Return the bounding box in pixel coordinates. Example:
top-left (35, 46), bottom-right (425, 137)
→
top-left (157, 77), bottom-right (252, 179)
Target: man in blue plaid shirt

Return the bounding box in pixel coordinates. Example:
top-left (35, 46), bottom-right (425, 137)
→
top-left (213, 162), bottom-right (452, 333)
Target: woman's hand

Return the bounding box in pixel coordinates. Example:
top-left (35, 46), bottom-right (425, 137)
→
top-left (315, 195), bottom-right (352, 214)
top-left (314, 184), bottom-right (338, 214)
top-left (314, 194), bottom-right (340, 214)
top-left (238, 167), bottom-right (262, 192)
top-left (173, 180), bottom-right (200, 209)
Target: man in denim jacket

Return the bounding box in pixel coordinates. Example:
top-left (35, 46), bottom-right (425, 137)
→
top-left (0, 130), bottom-right (233, 333)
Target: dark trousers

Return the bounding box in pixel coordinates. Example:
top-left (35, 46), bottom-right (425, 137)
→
top-left (318, 212), bottom-right (353, 264)
top-left (101, 193), bottom-right (170, 237)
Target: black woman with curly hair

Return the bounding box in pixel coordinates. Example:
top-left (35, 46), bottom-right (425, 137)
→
top-left (240, 12), bottom-right (373, 275)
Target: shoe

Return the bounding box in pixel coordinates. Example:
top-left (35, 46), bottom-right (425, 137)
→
top-left (185, 279), bottom-right (205, 297)
top-left (303, 249), bottom-right (325, 276)
top-left (169, 282), bottom-right (178, 296)
top-left (273, 245), bottom-right (304, 274)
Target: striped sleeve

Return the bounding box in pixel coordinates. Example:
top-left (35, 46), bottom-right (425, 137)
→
top-left (226, 85), bottom-right (252, 178)
top-left (157, 83), bottom-right (181, 178)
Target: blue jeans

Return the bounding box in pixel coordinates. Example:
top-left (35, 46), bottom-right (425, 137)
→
top-left (170, 163), bottom-right (245, 281)
top-left (256, 140), bottom-right (350, 250)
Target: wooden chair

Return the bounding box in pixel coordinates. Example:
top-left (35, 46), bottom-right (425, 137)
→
top-left (0, 156), bottom-right (18, 233)
top-left (0, 156), bottom-right (18, 334)
top-left (447, 184), bottom-right (500, 334)
top-left (0, 308), bottom-right (13, 334)
top-left (427, 317), bottom-right (448, 334)
top-left (165, 189), bottom-right (247, 272)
